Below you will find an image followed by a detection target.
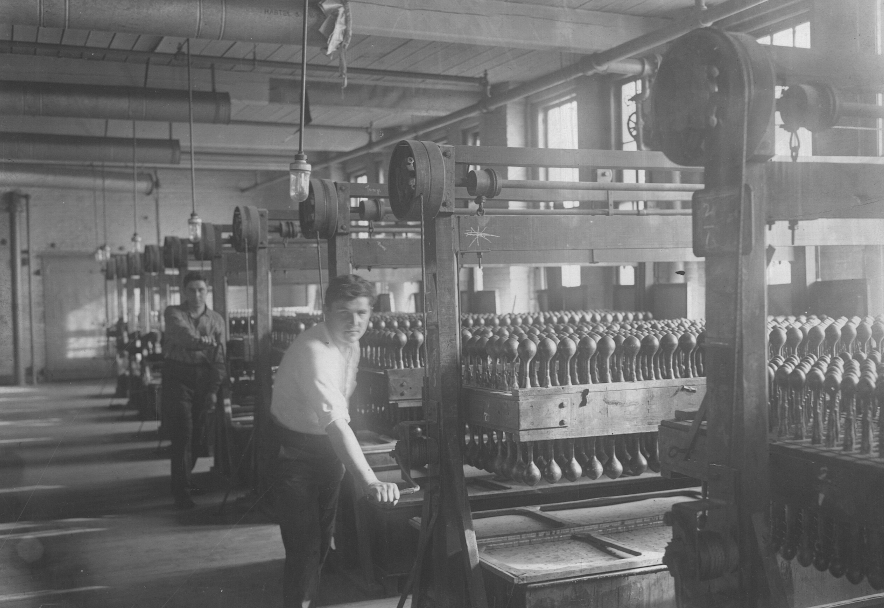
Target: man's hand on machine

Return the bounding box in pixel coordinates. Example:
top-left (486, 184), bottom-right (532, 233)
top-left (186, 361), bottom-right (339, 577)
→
top-left (364, 481), bottom-right (400, 505)
top-left (199, 336), bottom-right (215, 346)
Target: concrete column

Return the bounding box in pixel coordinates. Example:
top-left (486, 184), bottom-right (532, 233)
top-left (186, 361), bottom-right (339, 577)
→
top-left (684, 261), bottom-right (706, 320)
top-left (863, 246), bottom-right (884, 315)
top-left (477, 85), bottom-right (534, 311)
top-left (575, 75), bottom-right (615, 183)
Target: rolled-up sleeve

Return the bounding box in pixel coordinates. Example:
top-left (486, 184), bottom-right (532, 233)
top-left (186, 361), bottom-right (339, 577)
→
top-left (291, 341), bottom-right (351, 429)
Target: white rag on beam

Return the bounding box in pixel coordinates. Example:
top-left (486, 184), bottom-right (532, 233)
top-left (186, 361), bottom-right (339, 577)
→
top-left (319, 0), bottom-right (352, 88)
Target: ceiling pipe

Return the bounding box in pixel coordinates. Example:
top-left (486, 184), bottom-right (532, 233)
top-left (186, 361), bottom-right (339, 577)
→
top-left (0, 0), bottom-right (327, 46)
top-left (0, 132), bottom-right (181, 164)
top-left (0, 163), bottom-right (156, 193)
top-left (247, 0), bottom-right (775, 188)
top-left (0, 81), bottom-right (231, 124)
top-left (0, 41), bottom-right (482, 89)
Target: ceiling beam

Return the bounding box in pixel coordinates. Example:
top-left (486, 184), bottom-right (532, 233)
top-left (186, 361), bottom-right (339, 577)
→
top-left (349, 0), bottom-right (670, 54)
top-left (0, 41), bottom-right (482, 88)
top-left (0, 54), bottom-right (477, 115)
top-left (0, 115), bottom-right (370, 154)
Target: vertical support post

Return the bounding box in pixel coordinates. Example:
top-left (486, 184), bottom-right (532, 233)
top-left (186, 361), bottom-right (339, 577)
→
top-left (6, 191), bottom-right (25, 386)
top-left (790, 246), bottom-right (815, 315)
top-left (127, 275), bottom-right (137, 335)
top-left (211, 226), bottom-right (228, 326)
top-left (634, 263), bottom-right (648, 312)
top-left (329, 182), bottom-right (352, 277)
top-left (417, 145), bottom-right (487, 608)
top-left (703, 166), bottom-right (770, 604)
top-left (253, 210), bottom-right (272, 486)
top-left (141, 273), bottom-right (151, 333)
top-left (117, 275), bottom-right (125, 329)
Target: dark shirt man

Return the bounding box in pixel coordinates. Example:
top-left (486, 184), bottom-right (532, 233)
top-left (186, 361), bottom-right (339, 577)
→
top-left (162, 271), bottom-right (226, 509)
top-left (268, 274), bottom-right (399, 607)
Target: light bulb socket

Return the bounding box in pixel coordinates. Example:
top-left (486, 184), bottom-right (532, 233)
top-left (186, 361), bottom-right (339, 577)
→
top-left (188, 212), bottom-right (203, 243)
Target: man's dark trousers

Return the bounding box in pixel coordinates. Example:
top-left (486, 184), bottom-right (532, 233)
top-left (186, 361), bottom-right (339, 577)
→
top-left (267, 426), bottom-right (345, 608)
top-left (162, 362), bottom-right (218, 501)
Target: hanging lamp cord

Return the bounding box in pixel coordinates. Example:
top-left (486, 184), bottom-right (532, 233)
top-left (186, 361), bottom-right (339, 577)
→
top-left (132, 120), bottom-right (138, 239)
top-left (187, 39), bottom-right (198, 218)
top-left (298, 0), bottom-right (309, 156)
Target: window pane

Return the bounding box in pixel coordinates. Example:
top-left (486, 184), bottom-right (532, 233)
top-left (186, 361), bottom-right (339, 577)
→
top-left (619, 266), bottom-right (635, 286)
top-left (561, 265), bottom-right (581, 288)
top-left (794, 22), bottom-right (811, 48)
top-left (539, 98), bottom-right (578, 207)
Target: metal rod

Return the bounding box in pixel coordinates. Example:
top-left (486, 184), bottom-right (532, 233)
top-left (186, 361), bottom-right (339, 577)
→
top-left (469, 179), bottom-right (703, 192)
top-left (132, 120), bottom-right (138, 239)
top-left (0, 41), bottom-right (482, 88)
top-left (25, 195), bottom-right (35, 385)
top-left (301, 0), bottom-right (772, 174)
top-left (297, 0), bottom-right (309, 156)
top-left (9, 194), bottom-right (24, 385)
top-left (187, 39), bottom-right (197, 217)
top-left (841, 101), bottom-right (884, 120)
top-left (450, 207), bottom-right (692, 216)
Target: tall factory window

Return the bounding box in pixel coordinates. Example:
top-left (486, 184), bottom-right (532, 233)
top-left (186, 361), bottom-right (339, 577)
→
top-left (758, 22), bottom-right (814, 157)
top-left (537, 97), bottom-right (581, 286)
top-left (619, 80), bottom-right (646, 212)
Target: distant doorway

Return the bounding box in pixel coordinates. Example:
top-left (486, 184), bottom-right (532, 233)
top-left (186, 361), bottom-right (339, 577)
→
top-left (42, 252), bottom-right (113, 381)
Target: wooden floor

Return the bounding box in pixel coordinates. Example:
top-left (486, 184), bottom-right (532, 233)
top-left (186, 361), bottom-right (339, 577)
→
top-left (0, 381), bottom-right (399, 608)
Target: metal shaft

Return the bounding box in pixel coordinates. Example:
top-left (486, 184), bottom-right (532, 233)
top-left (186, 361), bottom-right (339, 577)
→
top-left (9, 195), bottom-right (24, 385)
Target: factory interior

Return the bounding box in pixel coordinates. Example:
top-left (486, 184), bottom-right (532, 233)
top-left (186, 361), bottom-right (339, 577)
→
top-left (1, 0), bottom-right (884, 607)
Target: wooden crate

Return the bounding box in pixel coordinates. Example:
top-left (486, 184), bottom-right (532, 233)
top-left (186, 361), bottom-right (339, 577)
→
top-left (464, 378), bottom-right (706, 441)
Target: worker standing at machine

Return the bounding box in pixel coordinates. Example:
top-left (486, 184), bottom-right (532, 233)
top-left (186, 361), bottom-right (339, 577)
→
top-left (268, 273), bottom-right (400, 608)
top-left (162, 270), bottom-right (226, 510)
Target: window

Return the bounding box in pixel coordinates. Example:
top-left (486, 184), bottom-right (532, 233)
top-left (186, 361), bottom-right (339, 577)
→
top-left (618, 266), bottom-right (635, 286)
top-left (561, 266), bottom-right (581, 288)
top-left (351, 172), bottom-right (370, 239)
top-left (767, 260), bottom-right (792, 285)
top-left (537, 97), bottom-right (581, 285)
top-left (759, 23), bottom-right (814, 157)
top-left (619, 80), bottom-right (646, 211)
top-left (756, 22), bottom-right (810, 48)
top-left (463, 128), bottom-right (481, 172)
top-left (538, 98), bottom-right (579, 201)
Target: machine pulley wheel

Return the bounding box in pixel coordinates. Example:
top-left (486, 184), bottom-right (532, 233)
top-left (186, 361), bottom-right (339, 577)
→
top-left (650, 28), bottom-right (775, 166)
top-left (127, 252), bottom-right (143, 277)
top-left (143, 245), bottom-right (162, 274)
top-left (194, 222), bottom-right (217, 260)
top-left (387, 140), bottom-right (445, 221)
top-left (299, 178), bottom-right (338, 239)
top-left (232, 205), bottom-right (262, 252)
top-left (163, 236), bottom-right (182, 269)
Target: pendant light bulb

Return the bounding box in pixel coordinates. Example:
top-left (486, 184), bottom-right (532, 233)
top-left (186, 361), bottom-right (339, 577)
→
top-left (289, 153), bottom-right (312, 205)
top-left (188, 212), bottom-right (203, 243)
top-left (131, 233), bottom-right (143, 253)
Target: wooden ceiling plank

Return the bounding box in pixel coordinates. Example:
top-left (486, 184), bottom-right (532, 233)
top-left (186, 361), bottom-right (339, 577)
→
top-left (349, 0), bottom-right (669, 54)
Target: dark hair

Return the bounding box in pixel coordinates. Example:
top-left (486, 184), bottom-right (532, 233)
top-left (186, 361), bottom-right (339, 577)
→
top-left (182, 270), bottom-right (208, 287)
top-left (325, 274), bottom-right (376, 309)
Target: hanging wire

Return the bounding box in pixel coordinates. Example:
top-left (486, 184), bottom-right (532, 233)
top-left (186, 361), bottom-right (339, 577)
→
top-left (298, 0), bottom-right (309, 156)
top-left (187, 38), bottom-right (198, 218)
top-left (101, 163), bottom-right (108, 249)
top-left (132, 120), bottom-right (138, 239)
top-left (91, 165), bottom-right (100, 250)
